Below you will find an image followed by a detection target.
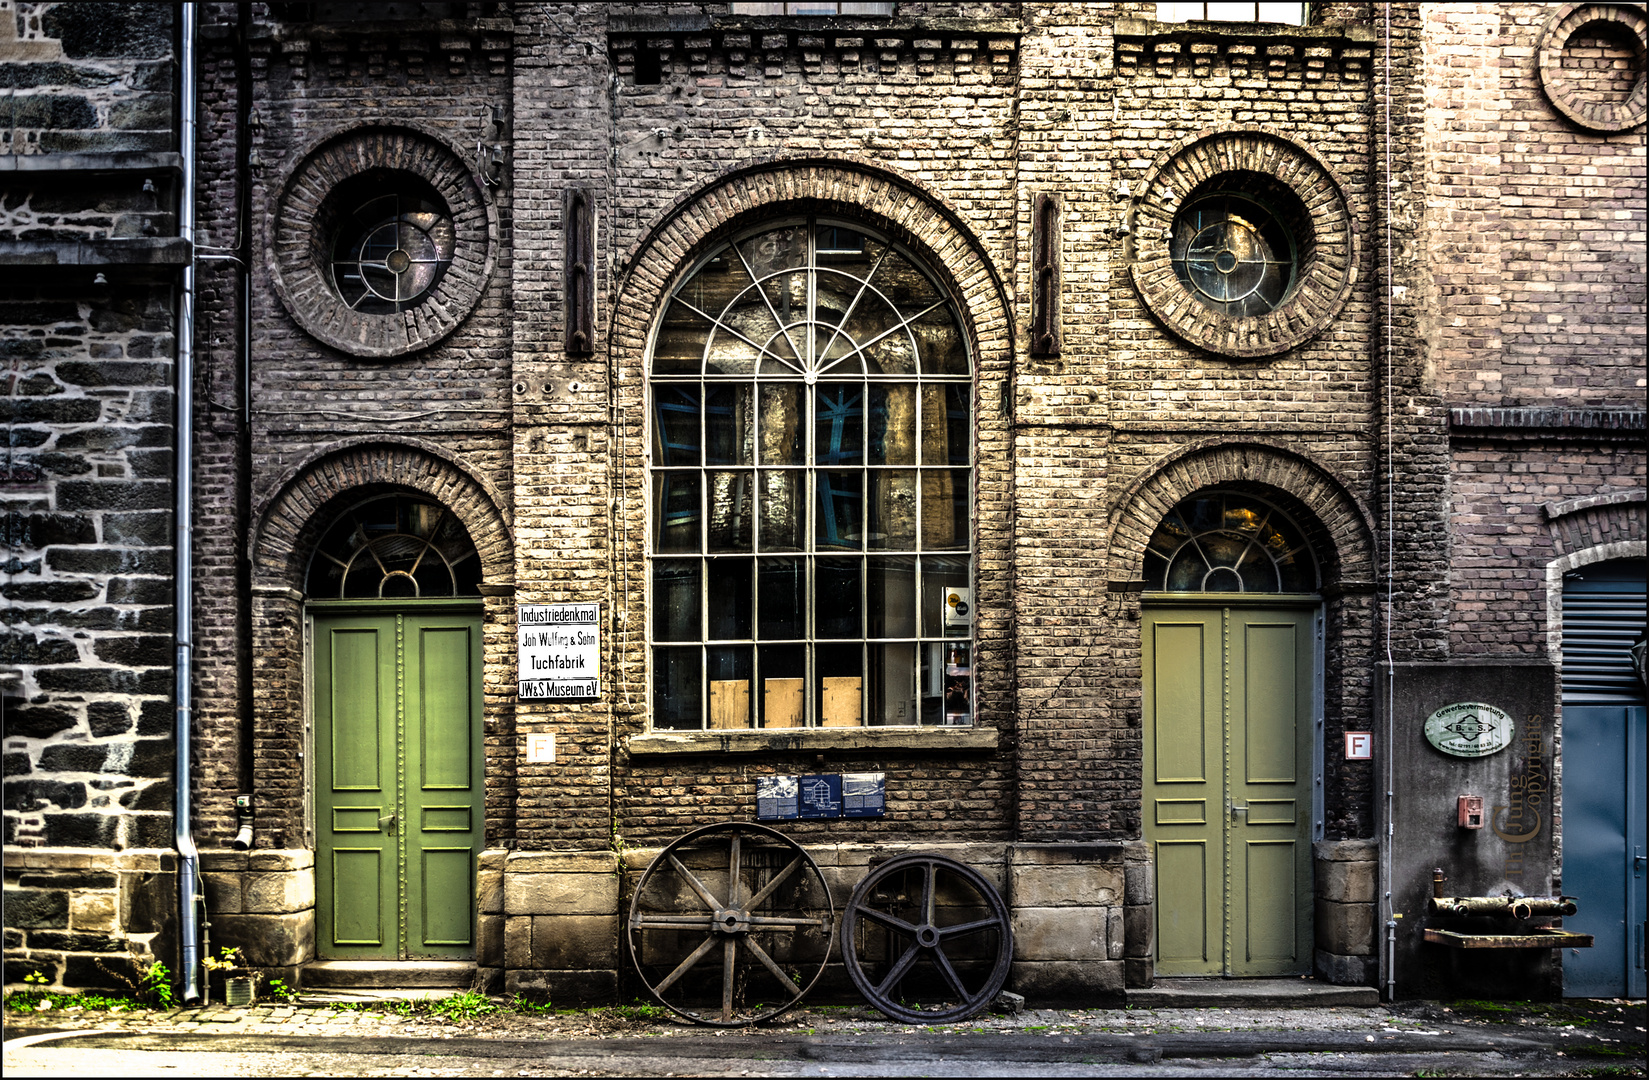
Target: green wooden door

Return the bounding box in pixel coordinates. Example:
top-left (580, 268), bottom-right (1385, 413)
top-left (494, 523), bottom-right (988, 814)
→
top-left (1143, 604), bottom-right (1315, 976)
top-left (314, 604), bottom-right (484, 960)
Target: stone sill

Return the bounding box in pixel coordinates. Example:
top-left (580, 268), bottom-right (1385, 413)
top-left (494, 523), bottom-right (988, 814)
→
top-left (0, 151), bottom-right (183, 178)
top-left (1114, 17), bottom-right (1374, 44)
top-left (626, 726), bottom-right (999, 757)
top-left (0, 237), bottom-right (191, 267)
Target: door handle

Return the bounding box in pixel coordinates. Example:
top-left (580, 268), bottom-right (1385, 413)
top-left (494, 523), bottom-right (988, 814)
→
top-left (1229, 802), bottom-right (1248, 821)
top-left (378, 813), bottom-right (397, 834)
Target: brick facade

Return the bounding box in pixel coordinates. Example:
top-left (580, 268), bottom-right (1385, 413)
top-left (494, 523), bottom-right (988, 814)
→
top-left (5, 1), bottom-right (1643, 1004)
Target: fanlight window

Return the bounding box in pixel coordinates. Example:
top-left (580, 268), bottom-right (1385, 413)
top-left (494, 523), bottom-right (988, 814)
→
top-left (307, 495), bottom-right (481, 599)
top-left (649, 217), bottom-right (974, 730)
top-left (1143, 493), bottom-right (1316, 593)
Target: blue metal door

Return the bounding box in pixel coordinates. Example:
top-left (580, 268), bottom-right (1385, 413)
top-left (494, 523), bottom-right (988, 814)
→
top-left (1561, 559), bottom-right (1646, 999)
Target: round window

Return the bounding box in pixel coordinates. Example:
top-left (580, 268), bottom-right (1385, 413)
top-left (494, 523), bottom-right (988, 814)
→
top-left (269, 126), bottom-right (496, 358)
top-left (1170, 194), bottom-right (1296, 319)
top-left (330, 192), bottom-right (456, 314)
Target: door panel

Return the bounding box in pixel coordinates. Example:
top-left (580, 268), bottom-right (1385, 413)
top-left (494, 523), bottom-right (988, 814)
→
top-left (1564, 705), bottom-right (1648, 998)
top-left (1144, 611), bottom-right (1224, 975)
top-left (315, 608), bottom-right (483, 961)
top-left (1145, 605), bottom-right (1315, 977)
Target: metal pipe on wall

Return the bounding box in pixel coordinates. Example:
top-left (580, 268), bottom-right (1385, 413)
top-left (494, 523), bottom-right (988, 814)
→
top-left (174, 0), bottom-right (203, 1005)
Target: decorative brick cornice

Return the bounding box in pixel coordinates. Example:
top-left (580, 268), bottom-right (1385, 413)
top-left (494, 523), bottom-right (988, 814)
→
top-left (1448, 406), bottom-right (1647, 433)
top-left (1113, 17), bottom-right (1374, 83)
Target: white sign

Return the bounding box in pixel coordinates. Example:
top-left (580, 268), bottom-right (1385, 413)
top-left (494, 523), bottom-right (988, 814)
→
top-left (1344, 732), bottom-right (1373, 760)
top-left (525, 733), bottom-right (556, 763)
top-left (943, 586), bottom-right (973, 630)
top-left (1424, 701), bottom-right (1515, 758)
top-left (518, 604), bottom-right (600, 701)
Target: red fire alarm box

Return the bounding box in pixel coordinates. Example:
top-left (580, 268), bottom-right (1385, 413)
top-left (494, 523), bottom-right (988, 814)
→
top-left (1458, 795), bottom-right (1484, 829)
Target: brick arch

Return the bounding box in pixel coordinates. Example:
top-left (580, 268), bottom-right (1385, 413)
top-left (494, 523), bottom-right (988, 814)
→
top-left (610, 156), bottom-right (1014, 366)
top-left (251, 439), bottom-right (513, 593)
top-left (1107, 439), bottom-right (1376, 588)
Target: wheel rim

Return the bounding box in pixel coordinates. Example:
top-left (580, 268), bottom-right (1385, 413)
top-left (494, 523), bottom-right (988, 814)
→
top-left (842, 853), bottom-right (1013, 1024)
top-left (627, 822), bottom-right (834, 1026)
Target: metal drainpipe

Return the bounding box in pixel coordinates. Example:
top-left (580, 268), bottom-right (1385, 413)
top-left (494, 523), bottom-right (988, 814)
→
top-left (175, 0), bottom-right (203, 1006)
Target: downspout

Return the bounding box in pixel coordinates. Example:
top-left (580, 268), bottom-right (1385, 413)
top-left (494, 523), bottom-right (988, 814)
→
top-left (1380, 1), bottom-right (1397, 1004)
top-left (175, 0), bottom-right (203, 1005)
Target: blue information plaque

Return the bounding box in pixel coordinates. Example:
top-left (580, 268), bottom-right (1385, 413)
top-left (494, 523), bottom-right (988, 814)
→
top-left (841, 772), bottom-right (886, 818)
top-left (756, 775), bottom-right (799, 821)
top-left (797, 773), bottom-right (843, 819)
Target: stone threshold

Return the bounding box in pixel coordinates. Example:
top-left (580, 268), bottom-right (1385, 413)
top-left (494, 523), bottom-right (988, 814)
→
top-left (1127, 978), bottom-right (1379, 1009)
top-left (303, 960), bottom-right (476, 990)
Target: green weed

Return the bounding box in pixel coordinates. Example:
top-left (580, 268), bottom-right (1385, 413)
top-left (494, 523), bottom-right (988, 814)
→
top-left (141, 961), bottom-right (176, 1010)
top-left (427, 990), bottom-right (499, 1022)
top-left (265, 978), bottom-right (300, 1004)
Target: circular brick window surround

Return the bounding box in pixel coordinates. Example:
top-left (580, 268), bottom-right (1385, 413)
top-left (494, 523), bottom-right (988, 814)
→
top-left (1538, 4), bottom-right (1648, 133)
top-left (1129, 128), bottom-right (1356, 359)
top-left (270, 125), bottom-right (497, 358)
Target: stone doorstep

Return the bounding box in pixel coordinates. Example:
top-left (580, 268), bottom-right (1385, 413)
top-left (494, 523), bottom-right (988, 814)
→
top-left (302, 960), bottom-right (475, 989)
top-left (1126, 978), bottom-right (1379, 1009)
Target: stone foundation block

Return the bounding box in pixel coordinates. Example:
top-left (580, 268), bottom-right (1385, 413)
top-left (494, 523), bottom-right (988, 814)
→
top-left (1123, 904), bottom-right (1154, 958)
top-left (506, 967), bottom-right (618, 1006)
top-left (1009, 960), bottom-right (1124, 1003)
top-left (504, 915), bottom-right (533, 970)
top-left (1315, 899), bottom-right (1374, 956)
top-left (69, 891), bottom-right (117, 931)
top-left (505, 867), bottom-right (618, 916)
top-left (477, 912), bottom-right (504, 968)
top-left (1125, 956), bottom-right (1154, 988)
top-left (1012, 906), bottom-right (1112, 962)
top-left (243, 869), bottom-right (314, 914)
top-left (1315, 950), bottom-right (1377, 986)
top-left (1010, 864), bottom-right (1122, 907)
top-left (210, 911), bottom-right (314, 967)
top-left (478, 867), bottom-right (503, 915)
top-left (530, 914), bottom-right (618, 971)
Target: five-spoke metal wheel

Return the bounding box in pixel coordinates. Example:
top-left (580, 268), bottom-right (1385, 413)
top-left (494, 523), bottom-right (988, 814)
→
top-left (842, 853), bottom-right (1013, 1024)
top-left (627, 822), bottom-right (834, 1026)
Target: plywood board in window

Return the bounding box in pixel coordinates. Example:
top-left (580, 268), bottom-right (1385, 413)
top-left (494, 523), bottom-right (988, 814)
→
top-left (709, 680), bottom-right (751, 730)
top-left (821, 676), bottom-right (863, 727)
top-left (763, 677), bottom-right (804, 728)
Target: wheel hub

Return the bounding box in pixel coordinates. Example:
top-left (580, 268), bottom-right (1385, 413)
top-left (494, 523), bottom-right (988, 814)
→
top-left (712, 907), bottom-right (750, 935)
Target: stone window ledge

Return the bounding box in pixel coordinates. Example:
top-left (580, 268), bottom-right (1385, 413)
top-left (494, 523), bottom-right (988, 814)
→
top-left (627, 727), bottom-right (998, 757)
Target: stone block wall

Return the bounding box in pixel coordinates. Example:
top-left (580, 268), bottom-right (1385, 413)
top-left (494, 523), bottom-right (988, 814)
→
top-left (1313, 838), bottom-right (1377, 986)
top-left (1, 847), bottom-right (178, 992)
top-left (198, 849), bottom-right (314, 988)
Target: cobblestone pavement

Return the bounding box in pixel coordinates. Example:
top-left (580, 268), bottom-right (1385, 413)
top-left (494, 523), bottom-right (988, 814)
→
top-left (3, 994), bottom-right (1643, 1078)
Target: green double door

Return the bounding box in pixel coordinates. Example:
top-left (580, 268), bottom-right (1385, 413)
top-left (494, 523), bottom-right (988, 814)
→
top-left (1143, 603), bottom-right (1316, 976)
top-left (313, 603), bottom-right (484, 960)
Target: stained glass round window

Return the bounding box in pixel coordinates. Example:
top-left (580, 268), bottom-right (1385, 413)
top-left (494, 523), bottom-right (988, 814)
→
top-left (1143, 493), bottom-right (1316, 594)
top-left (1170, 194), bottom-right (1296, 319)
top-left (306, 495), bottom-right (481, 599)
top-left (329, 191), bottom-right (456, 314)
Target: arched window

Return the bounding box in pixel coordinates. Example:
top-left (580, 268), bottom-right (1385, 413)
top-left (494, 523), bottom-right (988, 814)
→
top-left (1143, 492), bottom-right (1317, 593)
top-left (306, 494), bottom-right (482, 599)
top-left (648, 217), bottom-right (973, 730)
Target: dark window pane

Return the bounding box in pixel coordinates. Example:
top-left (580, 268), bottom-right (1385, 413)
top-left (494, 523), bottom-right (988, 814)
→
top-left (707, 471), bottom-right (754, 552)
top-left (869, 641), bottom-right (917, 725)
top-left (868, 385), bottom-right (916, 465)
top-left (757, 469), bottom-right (804, 551)
top-left (816, 470), bottom-right (864, 550)
top-left (707, 558), bottom-right (753, 640)
top-left (758, 383), bottom-right (804, 465)
top-left (653, 473), bottom-right (701, 553)
top-left (869, 470), bottom-right (917, 550)
top-left (815, 557), bottom-right (863, 638)
top-left (919, 469), bottom-right (968, 550)
top-left (654, 300), bottom-right (713, 374)
top-left (705, 384), bottom-right (753, 465)
top-left (815, 383), bottom-right (864, 465)
top-left (868, 556), bottom-right (916, 638)
top-left (653, 385), bottom-right (700, 466)
top-left (757, 556), bottom-right (805, 639)
top-left (653, 647), bottom-right (702, 730)
top-left (653, 560), bottom-right (701, 642)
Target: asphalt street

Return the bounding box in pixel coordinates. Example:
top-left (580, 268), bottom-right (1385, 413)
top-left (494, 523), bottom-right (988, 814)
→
top-left (3, 997), bottom-right (1643, 1077)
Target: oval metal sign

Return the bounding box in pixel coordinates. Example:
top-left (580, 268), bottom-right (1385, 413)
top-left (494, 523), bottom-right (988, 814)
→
top-left (1424, 701), bottom-right (1515, 758)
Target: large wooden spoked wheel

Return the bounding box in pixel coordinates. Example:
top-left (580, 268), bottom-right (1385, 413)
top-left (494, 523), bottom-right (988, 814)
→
top-left (842, 853), bottom-right (1013, 1024)
top-left (627, 822), bottom-right (834, 1026)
